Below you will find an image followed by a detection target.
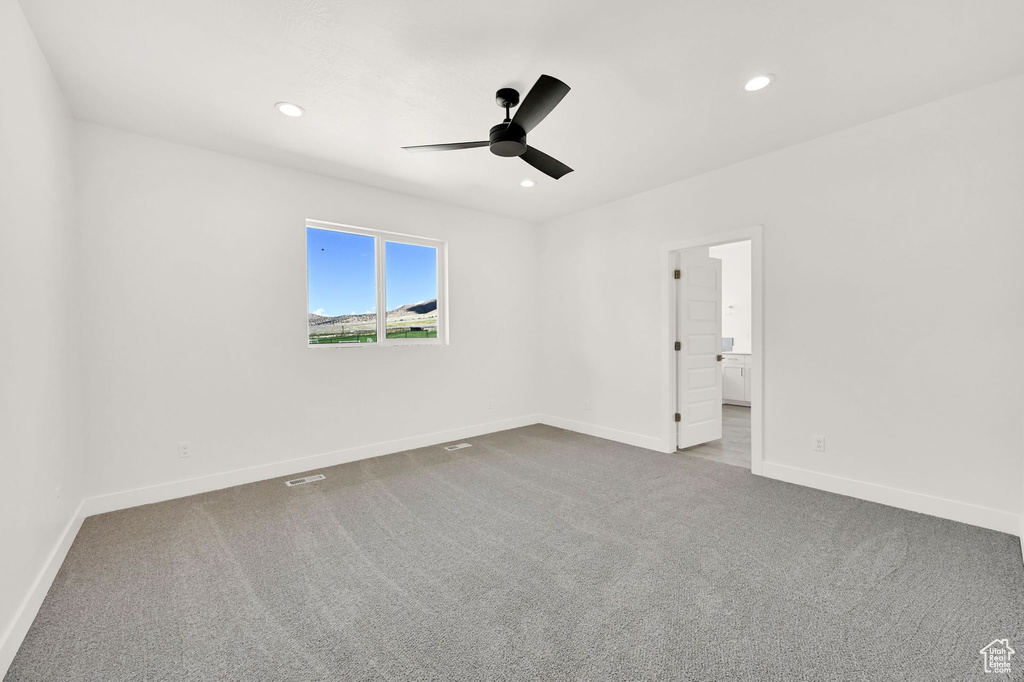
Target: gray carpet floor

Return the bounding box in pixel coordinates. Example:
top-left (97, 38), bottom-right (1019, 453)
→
top-left (6, 425), bottom-right (1023, 681)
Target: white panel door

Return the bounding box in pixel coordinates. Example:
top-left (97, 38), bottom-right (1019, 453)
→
top-left (676, 252), bottom-right (723, 449)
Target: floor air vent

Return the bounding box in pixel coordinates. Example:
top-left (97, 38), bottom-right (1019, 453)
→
top-left (443, 443), bottom-right (472, 451)
top-left (286, 474), bottom-right (326, 487)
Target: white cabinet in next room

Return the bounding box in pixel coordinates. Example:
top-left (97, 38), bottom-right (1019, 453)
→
top-left (722, 353), bottom-right (750, 406)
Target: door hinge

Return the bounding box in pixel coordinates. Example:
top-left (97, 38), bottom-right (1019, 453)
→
top-left (673, 269), bottom-right (681, 279)
top-left (674, 341), bottom-right (681, 351)
top-left (674, 413), bottom-right (681, 422)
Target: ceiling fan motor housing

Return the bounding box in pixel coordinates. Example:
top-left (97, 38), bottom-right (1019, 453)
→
top-left (489, 123), bottom-right (527, 157)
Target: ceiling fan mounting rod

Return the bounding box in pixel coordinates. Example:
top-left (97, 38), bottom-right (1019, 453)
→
top-left (496, 87), bottom-right (520, 124)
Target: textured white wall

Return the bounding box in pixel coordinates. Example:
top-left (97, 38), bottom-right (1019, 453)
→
top-left (74, 123), bottom-right (541, 498)
top-left (0, 0), bottom-right (83, 665)
top-left (539, 76), bottom-right (1024, 522)
top-left (709, 241), bottom-right (752, 353)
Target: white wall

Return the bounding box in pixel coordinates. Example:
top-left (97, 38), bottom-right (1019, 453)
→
top-left (75, 123), bottom-right (541, 500)
top-left (0, 0), bottom-right (84, 667)
top-left (709, 240), bottom-right (752, 353)
top-left (539, 76), bottom-right (1024, 531)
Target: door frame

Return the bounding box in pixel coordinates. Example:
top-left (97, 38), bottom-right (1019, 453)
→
top-left (661, 225), bottom-right (764, 474)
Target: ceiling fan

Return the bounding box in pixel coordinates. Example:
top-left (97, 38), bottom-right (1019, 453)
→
top-left (402, 74), bottom-right (573, 180)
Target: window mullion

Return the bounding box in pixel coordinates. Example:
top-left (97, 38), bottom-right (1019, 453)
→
top-left (376, 236), bottom-right (386, 344)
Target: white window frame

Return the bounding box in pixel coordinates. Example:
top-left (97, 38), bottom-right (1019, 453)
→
top-left (306, 219), bottom-right (448, 348)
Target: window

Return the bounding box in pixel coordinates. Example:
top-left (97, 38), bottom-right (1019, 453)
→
top-left (306, 221), bottom-right (446, 347)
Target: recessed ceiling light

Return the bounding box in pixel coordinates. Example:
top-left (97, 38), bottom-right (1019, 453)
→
top-left (520, 179), bottom-right (536, 188)
top-left (275, 102), bottom-right (304, 117)
top-left (744, 75), bottom-right (773, 92)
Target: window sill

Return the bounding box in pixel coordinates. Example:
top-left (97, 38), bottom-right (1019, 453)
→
top-left (307, 339), bottom-right (447, 349)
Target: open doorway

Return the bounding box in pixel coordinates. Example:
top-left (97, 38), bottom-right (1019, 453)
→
top-left (683, 241), bottom-right (751, 468)
top-left (663, 226), bottom-right (763, 473)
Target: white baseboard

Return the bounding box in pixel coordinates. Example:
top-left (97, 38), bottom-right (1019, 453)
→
top-left (536, 414), bottom-right (667, 452)
top-left (82, 415), bottom-right (540, 517)
top-left (83, 413), bottom-right (666, 520)
top-left (0, 500), bottom-right (86, 679)
top-left (761, 461), bottom-right (1021, 536)
top-left (532, 417), bottom-right (1022, 539)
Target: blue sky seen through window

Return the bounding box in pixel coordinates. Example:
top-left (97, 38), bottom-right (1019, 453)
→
top-left (307, 228), bottom-right (376, 316)
top-left (307, 228), bottom-right (438, 317)
top-left (385, 241), bottom-right (437, 311)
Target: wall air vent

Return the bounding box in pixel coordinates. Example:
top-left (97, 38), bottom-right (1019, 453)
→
top-left (443, 443), bottom-right (472, 451)
top-left (285, 474), bottom-right (326, 487)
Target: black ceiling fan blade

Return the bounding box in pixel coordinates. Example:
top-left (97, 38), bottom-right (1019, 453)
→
top-left (511, 75), bottom-right (570, 134)
top-left (402, 141), bottom-right (488, 153)
top-left (521, 146), bottom-right (573, 180)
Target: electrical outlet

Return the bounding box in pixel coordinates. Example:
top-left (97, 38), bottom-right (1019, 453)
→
top-left (178, 441), bottom-right (192, 459)
top-left (55, 486), bottom-right (61, 509)
top-left (812, 436), bottom-right (826, 452)
top-left (487, 400), bottom-right (493, 410)
top-left (584, 400), bottom-right (591, 411)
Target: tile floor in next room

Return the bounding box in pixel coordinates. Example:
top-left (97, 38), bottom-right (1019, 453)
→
top-left (680, 404), bottom-right (751, 469)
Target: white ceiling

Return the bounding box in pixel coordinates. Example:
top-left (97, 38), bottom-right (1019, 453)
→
top-left (20, 0), bottom-right (1024, 222)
